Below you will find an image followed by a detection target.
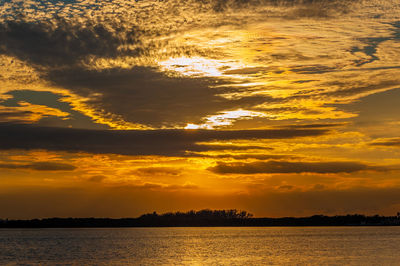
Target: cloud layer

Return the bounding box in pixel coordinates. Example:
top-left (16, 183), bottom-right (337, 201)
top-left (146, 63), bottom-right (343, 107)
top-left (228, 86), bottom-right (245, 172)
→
top-left (0, 123), bottom-right (328, 156)
top-left (0, 162), bottom-right (76, 171)
top-left (1, 0), bottom-right (399, 129)
top-left (209, 160), bottom-right (383, 174)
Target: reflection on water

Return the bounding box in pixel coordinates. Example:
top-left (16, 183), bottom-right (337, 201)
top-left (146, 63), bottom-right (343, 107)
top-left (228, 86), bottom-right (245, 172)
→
top-left (1, 227), bottom-right (400, 265)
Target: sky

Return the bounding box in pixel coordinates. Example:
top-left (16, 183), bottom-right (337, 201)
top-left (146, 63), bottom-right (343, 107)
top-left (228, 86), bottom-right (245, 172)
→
top-left (0, 0), bottom-right (400, 219)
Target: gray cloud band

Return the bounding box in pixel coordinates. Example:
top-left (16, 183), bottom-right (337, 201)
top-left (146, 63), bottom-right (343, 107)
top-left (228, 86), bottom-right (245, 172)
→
top-left (0, 162), bottom-right (76, 171)
top-left (209, 160), bottom-right (386, 174)
top-left (0, 123), bottom-right (329, 156)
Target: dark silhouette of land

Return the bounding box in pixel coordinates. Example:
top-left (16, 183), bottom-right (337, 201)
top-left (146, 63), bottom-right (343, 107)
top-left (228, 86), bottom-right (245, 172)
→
top-left (1, 209), bottom-right (400, 228)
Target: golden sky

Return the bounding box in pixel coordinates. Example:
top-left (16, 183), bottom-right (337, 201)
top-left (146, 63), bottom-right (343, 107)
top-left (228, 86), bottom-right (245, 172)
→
top-left (0, 0), bottom-right (400, 218)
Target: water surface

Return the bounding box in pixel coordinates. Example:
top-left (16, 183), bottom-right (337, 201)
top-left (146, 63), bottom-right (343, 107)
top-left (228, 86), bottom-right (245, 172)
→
top-left (1, 227), bottom-right (399, 265)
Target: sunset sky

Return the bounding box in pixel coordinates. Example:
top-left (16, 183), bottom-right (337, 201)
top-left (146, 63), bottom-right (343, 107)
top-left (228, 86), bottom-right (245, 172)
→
top-left (1, 0), bottom-right (400, 219)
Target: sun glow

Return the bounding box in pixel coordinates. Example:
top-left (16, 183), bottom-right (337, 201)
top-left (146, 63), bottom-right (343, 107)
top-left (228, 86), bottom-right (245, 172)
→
top-left (158, 56), bottom-right (245, 78)
top-left (186, 109), bottom-right (268, 129)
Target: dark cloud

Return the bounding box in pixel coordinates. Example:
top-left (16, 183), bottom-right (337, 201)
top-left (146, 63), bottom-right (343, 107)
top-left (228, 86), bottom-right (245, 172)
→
top-left (0, 18), bottom-right (271, 127)
top-left (200, 154), bottom-right (298, 160)
top-left (370, 138), bottom-right (400, 147)
top-left (0, 19), bottom-right (142, 67)
top-left (166, 183), bottom-right (198, 190)
top-left (191, 144), bottom-right (274, 152)
top-left (226, 154), bottom-right (296, 160)
top-left (223, 67), bottom-right (271, 75)
top-left (134, 167), bottom-right (181, 176)
top-left (88, 175), bottom-right (107, 182)
top-left (0, 161), bottom-right (76, 171)
top-left (276, 123), bottom-right (345, 129)
top-left (0, 18), bottom-right (237, 128)
top-left (278, 185), bottom-right (294, 190)
top-left (47, 66), bottom-right (269, 127)
top-left (0, 1), bottom-right (366, 129)
top-left (0, 110), bottom-right (34, 123)
top-left (209, 160), bottom-right (383, 174)
top-left (320, 79), bottom-right (400, 99)
top-left (1, 90), bottom-right (108, 129)
top-left (0, 123), bottom-right (329, 156)
top-left (313, 183), bottom-right (325, 190)
top-left (290, 65), bottom-right (336, 74)
top-left (123, 182), bottom-right (198, 191)
top-left (209, 0), bottom-right (357, 15)
top-left (0, 3), bottom-right (362, 128)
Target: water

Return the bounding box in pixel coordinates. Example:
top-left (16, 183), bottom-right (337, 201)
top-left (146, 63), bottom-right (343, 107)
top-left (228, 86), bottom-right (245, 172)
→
top-left (1, 227), bottom-right (400, 265)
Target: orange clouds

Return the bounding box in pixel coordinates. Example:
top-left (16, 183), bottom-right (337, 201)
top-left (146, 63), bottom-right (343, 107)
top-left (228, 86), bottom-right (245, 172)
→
top-left (0, 0), bottom-right (400, 218)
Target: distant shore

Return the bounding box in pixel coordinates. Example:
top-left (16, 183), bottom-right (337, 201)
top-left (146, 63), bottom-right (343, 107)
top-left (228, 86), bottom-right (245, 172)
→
top-left (2, 210), bottom-right (400, 228)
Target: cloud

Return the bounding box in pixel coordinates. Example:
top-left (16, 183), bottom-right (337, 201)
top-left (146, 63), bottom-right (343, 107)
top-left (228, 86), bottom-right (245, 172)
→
top-left (87, 175), bottom-right (107, 182)
top-left (209, 160), bottom-right (383, 174)
top-left (319, 79), bottom-right (400, 100)
top-left (370, 138), bottom-right (400, 147)
top-left (190, 144), bottom-right (274, 152)
top-left (278, 185), bottom-right (294, 190)
top-left (1, 1), bottom-right (399, 129)
top-left (0, 17), bottom-right (269, 128)
top-left (165, 183), bottom-right (199, 190)
top-left (0, 101), bottom-right (70, 123)
top-left (0, 161), bottom-right (76, 171)
top-left (0, 17), bottom-right (267, 128)
top-left (0, 110), bottom-right (35, 123)
top-left (201, 0), bottom-right (359, 16)
top-left (122, 182), bottom-right (198, 191)
top-left (0, 19), bottom-right (142, 68)
top-left (290, 65), bottom-right (336, 74)
top-left (276, 123), bottom-right (346, 129)
top-left (46, 66), bottom-right (269, 128)
top-left (0, 123), bottom-right (329, 156)
top-left (200, 154), bottom-right (298, 160)
top-left (134, 167), bottom-right (181, 176)
top-left (0, 0), bottom-right (363, 67)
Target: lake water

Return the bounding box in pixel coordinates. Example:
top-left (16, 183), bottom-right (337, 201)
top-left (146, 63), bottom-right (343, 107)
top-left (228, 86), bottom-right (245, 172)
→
top-left (1, 227), bottom-right (400, 265)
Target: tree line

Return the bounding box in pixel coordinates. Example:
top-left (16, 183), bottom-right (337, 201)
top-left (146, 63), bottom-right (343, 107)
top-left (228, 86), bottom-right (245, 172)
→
top-left (1, 209), bottom-right (400, 227)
